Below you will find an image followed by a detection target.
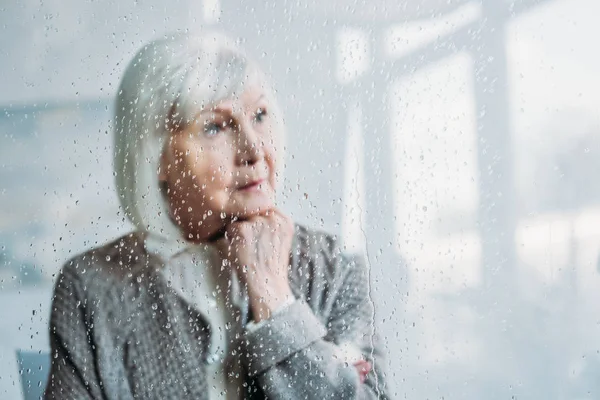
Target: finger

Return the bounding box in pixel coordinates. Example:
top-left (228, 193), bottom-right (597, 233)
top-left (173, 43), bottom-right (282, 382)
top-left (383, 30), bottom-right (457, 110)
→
top-left (224, 219), bottom-right (266, 257)
top-left (269, 207), bottom-right (292, 225)
top-left (214, 221), bottom-right (246, 254)
top-left (352, 360), bottom-right (372, 383)
top-left (236, 222), bottom-right (256, 247)
top-left (266, 208), bottom-right (294, 237)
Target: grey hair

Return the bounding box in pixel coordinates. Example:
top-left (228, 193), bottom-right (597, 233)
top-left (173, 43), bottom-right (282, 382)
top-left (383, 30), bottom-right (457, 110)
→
top-left (113, 31), bottom-right (285, 241)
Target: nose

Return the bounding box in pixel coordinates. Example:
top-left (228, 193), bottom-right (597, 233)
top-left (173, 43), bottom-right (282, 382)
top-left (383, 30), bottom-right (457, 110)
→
top-left (235, 119), bottom-right (264, 166)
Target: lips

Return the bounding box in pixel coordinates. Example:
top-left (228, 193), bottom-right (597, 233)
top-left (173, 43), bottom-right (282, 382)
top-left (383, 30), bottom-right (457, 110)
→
top-left (238, 178), bottom-right (265, 190)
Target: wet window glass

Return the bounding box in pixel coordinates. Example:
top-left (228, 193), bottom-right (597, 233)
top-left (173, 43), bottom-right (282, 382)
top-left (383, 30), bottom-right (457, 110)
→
top-left (1, 1), bottom-right (599, 399)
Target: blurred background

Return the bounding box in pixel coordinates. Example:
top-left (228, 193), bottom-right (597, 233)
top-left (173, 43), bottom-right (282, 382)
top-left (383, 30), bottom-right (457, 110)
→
top-left (2, 0), bottom-right (600, 398)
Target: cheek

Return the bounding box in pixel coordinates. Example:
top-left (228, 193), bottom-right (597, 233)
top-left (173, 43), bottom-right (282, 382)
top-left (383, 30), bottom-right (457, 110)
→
top-left (176, 153), bottom-right (232, 213)
top-left (262, 129), bottom-right (283, 177)
top-left (189, 148), bottom-right (234, 189)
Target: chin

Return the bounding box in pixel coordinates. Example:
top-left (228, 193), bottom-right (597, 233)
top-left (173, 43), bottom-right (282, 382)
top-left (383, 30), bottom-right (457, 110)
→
top-left (231, 196), bottom-right (275, 218)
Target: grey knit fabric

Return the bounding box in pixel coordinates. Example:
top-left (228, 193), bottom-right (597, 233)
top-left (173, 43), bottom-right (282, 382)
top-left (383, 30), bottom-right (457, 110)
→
top-left (44, 224), bottom-right (390, 399)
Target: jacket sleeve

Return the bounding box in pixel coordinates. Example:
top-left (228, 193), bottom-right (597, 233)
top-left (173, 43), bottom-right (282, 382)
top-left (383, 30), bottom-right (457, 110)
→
top-left (44, 262), bottom-right (103, 400)
top-left (241, 253), bottom-right (390, 399)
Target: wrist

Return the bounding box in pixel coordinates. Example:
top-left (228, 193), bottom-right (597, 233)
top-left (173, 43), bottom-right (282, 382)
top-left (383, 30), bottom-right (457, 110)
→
top-left (249, 290), bottom-right (294, 322)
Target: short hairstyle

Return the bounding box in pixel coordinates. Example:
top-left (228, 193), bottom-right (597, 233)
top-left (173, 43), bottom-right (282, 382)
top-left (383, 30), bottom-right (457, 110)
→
top-left (113, 31), bottom-right (285, 241)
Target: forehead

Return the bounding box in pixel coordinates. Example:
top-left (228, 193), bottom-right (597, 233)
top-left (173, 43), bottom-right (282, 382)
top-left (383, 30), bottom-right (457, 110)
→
top-left (207, 85), bottom-right (266, 114)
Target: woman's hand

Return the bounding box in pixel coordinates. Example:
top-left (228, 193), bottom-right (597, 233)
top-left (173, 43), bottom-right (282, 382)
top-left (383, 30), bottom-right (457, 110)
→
top-left (216, 208), bottom-right (294, 322)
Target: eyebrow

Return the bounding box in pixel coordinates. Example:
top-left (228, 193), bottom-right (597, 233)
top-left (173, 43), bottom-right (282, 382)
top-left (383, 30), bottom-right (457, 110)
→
top-left (208, 94), bottom-right (267, 114)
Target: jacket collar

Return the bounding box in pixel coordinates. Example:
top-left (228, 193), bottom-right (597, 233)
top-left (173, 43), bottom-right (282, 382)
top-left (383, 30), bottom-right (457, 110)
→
top-left (143, 230), bottom-right (217, 263)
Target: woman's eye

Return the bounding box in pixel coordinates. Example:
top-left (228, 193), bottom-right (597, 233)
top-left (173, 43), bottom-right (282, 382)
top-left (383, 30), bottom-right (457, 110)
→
top-left (203, 121), bottom-right (226, 137)
top-left (254, 108), bottom-right (267, 124)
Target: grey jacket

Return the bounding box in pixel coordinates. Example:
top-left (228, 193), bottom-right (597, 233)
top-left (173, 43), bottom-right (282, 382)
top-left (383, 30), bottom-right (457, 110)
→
top-left (44, 224), bottom-right (390, 399)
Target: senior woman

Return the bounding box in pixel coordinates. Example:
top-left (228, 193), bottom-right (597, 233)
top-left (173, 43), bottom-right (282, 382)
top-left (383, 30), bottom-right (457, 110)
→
top-left (44, 31), bottom-right (388, 399)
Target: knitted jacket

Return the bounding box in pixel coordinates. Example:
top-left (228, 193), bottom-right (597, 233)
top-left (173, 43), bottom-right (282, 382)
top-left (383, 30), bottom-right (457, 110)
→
top-left (44, 224), bottom-right (390, 399)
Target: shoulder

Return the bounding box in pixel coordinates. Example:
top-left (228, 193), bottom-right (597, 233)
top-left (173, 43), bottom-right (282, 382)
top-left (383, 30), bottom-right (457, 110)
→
top-left (51, 231), bottom-right (157, 336)
top-left (293, 222), bottom-right (363, 266)
top-left (291, 223), bottom-right (366, 296)
top-left (293, 223), bottom-right (339, 257)
top-left (59, 231), bottom-right (150, 283)
top-left (54, 231), bottom-right (155, 310)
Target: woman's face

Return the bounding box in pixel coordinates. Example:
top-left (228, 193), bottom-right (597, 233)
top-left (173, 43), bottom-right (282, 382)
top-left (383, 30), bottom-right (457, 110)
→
top-left (159, 84), bottom-right (282, 242)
